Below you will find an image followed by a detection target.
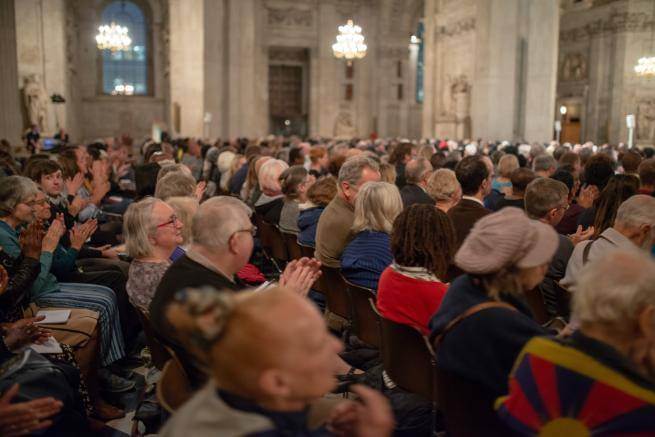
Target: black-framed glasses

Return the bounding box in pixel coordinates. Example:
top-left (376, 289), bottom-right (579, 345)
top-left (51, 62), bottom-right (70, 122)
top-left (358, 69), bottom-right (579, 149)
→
top-left (156, 214), bottom-right (179, 228)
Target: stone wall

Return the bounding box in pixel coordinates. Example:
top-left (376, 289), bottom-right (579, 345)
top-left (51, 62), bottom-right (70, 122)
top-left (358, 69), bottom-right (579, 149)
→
top-left (558, 0), bottom-right (655, 147)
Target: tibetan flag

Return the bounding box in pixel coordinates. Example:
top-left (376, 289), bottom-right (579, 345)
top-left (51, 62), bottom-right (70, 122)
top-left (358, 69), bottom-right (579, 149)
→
top-left (495, 337), bottom-right (655, 436)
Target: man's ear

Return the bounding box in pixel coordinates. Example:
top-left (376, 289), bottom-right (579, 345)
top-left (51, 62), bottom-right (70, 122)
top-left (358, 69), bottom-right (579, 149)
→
top-left (258, 369), bottom-right (291, 398)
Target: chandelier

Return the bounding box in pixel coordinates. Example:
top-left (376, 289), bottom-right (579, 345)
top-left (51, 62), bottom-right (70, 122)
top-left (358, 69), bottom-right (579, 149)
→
top-left (332, 19), bottom-right (367, 61)
top-left (96, 22), bottom-right (132, 52)
top-left (635, 56), bottom-right (655, 77)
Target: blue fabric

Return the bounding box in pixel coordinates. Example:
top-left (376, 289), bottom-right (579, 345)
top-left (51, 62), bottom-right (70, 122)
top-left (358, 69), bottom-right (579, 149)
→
top-left (169, 246), bottom-right (186, 262)
top-left (297, 207), bottom-right (324, 247)
top-left (340, 231), bottom-right (392, 290)
top-left (492, 179), bottom-right (512, 192)
top-left (229, 163), bottom-right (248, 195)
top-left (0, 221), bottom-right (58, 298)
top-left (429, 274), bottom-right (548, 397)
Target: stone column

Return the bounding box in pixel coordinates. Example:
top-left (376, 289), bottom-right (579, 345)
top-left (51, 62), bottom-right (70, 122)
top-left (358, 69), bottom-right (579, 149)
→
top-left (0, 0), bottom-right (21, 145)
top-left (471, 0), bottom-right (521, 141)
top-left (523, 0), bottom-right (559, 142)
top-left (169, 0), bottom-right (204, 137)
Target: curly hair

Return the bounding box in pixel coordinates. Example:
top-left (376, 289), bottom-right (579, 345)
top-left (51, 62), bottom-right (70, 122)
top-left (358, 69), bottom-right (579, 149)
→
top-left (390, 204), bottom-right (455, 278)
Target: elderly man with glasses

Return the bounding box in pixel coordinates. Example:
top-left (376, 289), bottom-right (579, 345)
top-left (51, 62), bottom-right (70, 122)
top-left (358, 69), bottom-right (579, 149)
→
top-left (149, 196), bottom-right (322, 389)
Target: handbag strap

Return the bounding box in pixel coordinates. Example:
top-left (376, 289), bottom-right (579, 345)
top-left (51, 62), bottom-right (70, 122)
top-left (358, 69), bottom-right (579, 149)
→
top-left (433, 301), bottom-right (517, 350)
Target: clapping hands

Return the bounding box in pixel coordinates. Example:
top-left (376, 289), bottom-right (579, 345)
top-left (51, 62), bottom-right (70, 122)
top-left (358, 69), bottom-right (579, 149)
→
top-left (279, 257), bottom-right (322, 297)
top-left (0, 384), bottom-right (62, 437)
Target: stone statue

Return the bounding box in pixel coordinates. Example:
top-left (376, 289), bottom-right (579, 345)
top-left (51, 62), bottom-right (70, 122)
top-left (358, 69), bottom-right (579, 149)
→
top-left (637, 100), bottom-right (655, 141)
top-left (334, 112), bottom-right (356, 139)
top-left (450, 75), bottom-right (471, 139)
top-left (23, 74), bottom-right (48, 131)
top-left (560, 53), bottom-right (587, 81)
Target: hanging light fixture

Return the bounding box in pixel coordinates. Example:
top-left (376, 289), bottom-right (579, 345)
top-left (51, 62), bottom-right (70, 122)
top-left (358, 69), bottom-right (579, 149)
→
top-left (96, 22), bottom-right (132, 52)
top-left (634, 2), bottom-right (655, 77)
top-left (332, 19), bottom-right (367, 62)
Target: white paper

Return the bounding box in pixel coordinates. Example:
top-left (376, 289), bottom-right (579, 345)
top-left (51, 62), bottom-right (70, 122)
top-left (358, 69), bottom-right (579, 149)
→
top-left (30, 337), bottom-right (63, 354)
top-left (35, 310), bottom-right (71, 324)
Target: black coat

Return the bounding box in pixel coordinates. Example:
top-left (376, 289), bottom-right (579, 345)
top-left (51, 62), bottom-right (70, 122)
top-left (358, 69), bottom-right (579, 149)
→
top-left (400, 184), bottom-right (434, 209)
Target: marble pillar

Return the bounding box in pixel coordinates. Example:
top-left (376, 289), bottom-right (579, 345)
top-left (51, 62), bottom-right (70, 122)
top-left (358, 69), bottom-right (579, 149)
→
top-left (169, 0), bottom-right (205, 137)
top-left (523, 0), bottom-right (559, 143)
top-left (0, 0), bottom-right (21, 145)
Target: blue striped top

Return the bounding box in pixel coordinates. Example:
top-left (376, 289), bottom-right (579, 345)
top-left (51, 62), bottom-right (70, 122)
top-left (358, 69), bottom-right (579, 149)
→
top-left (340, 230), bottom-right (392, 291)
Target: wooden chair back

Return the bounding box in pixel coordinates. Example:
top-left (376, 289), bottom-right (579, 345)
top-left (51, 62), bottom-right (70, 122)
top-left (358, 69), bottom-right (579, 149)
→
top-left (260, 221), bottom-right (288, 262)
top-left (379, 316), bottom-right (435, 401)
top-left (435, 367), bottom-right (512, 436)
top-left (156, 351), bottom-right (193, 413)
top-left (135, 309), bottom-right (171, 370)
top-left (321, 266), bottom-right (352, 322)
top-left (343, 277), bottom-right (380, 348)
top-left (525, 286), bottom-right (550, 325)
top-left (282, 232), bottom-right (303, 260)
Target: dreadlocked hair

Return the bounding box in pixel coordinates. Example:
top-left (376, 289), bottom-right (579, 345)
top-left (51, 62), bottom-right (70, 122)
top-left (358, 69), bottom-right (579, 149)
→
top-left (390, 204), bottom-right (455, 278)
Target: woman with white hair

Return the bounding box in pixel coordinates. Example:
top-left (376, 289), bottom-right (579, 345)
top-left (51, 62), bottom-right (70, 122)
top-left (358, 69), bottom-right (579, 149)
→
top-left (340, 182), bottom-right (403, 290)
top-left (426, 168), bottom-right (462, 212)
top-left (254, 159), bottom-right (289, 223)
top-left (497, 249), bottom-right (655, 435)
top-left (123, 197), bottom-right (183, 314)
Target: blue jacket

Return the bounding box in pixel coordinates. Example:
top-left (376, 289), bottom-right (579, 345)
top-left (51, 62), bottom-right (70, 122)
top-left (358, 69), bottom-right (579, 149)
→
top-left (340, 230), bottom-right (392, 290)
top-left (297, 207), bottom-right (324, 247)
top-left (429, 274), bottom-right (548, 397)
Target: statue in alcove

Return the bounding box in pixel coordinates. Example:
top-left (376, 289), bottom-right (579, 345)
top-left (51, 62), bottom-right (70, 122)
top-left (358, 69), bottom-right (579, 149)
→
top-left (637, 100), bottom-right (655, 141)
top-left (23, 74), bottom-right (48, 131)
top-left (450, 75), bottom-right (471, 139)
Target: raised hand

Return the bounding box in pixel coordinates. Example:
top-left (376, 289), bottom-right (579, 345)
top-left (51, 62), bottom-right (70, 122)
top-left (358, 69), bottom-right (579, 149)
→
top-left (195, 181), bottom-right (207, 201)
top-left (64, 172), bottom-right (85, 196)
top-left (0, 384), bottom-right (62, 437)
top-left (69, 195), bottom-right (89, 217)
top-left (279, 257), bottom-right (322, 297)
top-left (569, 225), bottom-right (595, 246)
top-left (18, 222), bottom-right (45, 259)
top-left (577, 185), bottom-right (598, 209)
top-left (327, 385), bottom-right (394, 437)
top-left (2, 316), bottom-right (51, 350)
top-left (41, 216), bottom-right (65, 253)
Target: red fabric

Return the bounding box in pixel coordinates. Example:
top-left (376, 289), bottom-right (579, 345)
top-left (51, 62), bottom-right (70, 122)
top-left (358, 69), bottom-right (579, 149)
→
top-left (236, 263), bottom-right (266, 285)
top-left (376, 266), bottom-right (448, 335)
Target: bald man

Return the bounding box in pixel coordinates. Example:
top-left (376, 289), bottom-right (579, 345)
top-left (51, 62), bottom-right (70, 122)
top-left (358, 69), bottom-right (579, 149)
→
top-left (162, 287), bottom-right (393, 436)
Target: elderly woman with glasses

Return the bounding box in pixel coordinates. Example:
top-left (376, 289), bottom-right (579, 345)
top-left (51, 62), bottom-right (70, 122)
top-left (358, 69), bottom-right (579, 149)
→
top-left (0, 176), bottom-right (129, 387)
top-left (123, 197), bottom-right (184, 315)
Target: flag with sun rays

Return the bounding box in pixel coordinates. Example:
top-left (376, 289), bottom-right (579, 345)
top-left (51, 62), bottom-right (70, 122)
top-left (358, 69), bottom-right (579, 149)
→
top-left (495, 337), bottom-right (655, 436)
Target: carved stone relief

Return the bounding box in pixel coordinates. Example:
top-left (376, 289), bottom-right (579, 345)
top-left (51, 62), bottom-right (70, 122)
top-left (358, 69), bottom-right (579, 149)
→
top-left (159, 0), bottom-right (170, 79)
top-left (435, 17), bottom-right (475, 40)
top-left (22, 74), bottom-right (48, 131)
top-left (560, 10), bottom-right (654, 43)
top-left (560, 53), bottom-right (588, 82)
top-left (334, 111), bottom-right (356, 138)
top-left (266, 6), bottom-right (313, 27)
top-left (637, 100), bottom-right (655, 141)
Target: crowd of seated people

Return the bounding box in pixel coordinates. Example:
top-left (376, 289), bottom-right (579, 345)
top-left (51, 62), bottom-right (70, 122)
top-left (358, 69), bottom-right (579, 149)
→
top-left (0, 132), bottom-right (654, 436)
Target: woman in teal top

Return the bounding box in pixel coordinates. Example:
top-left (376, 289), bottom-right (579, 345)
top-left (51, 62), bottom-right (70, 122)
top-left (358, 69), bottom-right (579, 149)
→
top-left (0, 176), bottom-right (125, 367)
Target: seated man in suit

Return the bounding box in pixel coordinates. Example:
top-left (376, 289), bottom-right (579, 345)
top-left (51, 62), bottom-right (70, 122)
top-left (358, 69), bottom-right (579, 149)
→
top-left (400, 157), bottom-right (434, 209)
top-left (448, 155), bottom-right (492, 247)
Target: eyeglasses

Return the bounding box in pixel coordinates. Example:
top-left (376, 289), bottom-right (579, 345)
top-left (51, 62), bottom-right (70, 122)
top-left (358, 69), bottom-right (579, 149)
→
top-left (21, 198), bottom-right (48, 207)
top-left (156, 214), bottom-right (179, 228)
top-left (235, 226), bottom-right (257, 237)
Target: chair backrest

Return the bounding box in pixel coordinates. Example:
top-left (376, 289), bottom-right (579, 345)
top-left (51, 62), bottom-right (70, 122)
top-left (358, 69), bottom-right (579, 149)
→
top-left (156, 352), bottom-right (193, 413)
top-left (298, 243), bottom-right (315, 258)
top-left (321, 266), bottom-right (352, 321)
top-left (260, 221), bottom-right (288, 262)
top-left (380, 316), bottom-right (435, 401)
top-left (525, 286), bottom-right (550, 325)
top-left (135, 308), bottom-right (171, 370)
top-left (435, 367), bottom-right (511, 436)
top-left (282, 232), bottom-right (303, 260)
top-left (343, 277), bottom-right (380, 348)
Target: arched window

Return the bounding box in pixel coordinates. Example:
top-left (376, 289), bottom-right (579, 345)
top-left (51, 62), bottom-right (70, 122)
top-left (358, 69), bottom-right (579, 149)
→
top-left (100, 1), bottom-right (149, 96)
top-left (415, 21), bottom-right (424, 104)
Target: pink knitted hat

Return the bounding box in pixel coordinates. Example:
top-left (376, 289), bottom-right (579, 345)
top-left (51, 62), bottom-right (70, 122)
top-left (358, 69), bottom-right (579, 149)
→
top-left (455, 207), bottom-right (559, 274)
